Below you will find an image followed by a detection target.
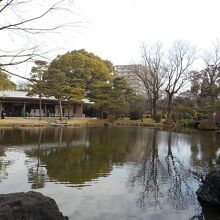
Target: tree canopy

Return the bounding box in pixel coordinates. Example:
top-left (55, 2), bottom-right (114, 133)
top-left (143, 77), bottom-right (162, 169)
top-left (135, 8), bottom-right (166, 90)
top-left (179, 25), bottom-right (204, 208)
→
top-left (0, 70), bottom-right (16, 91)
top-left (49, 49), bottom-right (113, 92)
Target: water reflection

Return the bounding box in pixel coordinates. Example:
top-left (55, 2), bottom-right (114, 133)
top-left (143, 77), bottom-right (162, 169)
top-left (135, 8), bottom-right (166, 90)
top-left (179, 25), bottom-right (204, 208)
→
top-left (24, 128), bottom-right (140, 187)
top-left (27, 129), bottom-right (47, 189)
top-left (127, 129), bottom-right (196, 212)
top-left (0, 149), bottom-right (11, 183)
top-left (190, 131), bottom-right (220, 174)
top-left (0, 127), bottom-right (219, 220)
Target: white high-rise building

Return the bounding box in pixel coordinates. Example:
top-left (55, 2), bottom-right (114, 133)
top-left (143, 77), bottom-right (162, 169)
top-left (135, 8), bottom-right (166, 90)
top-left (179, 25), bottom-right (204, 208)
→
top-left (115, 65), bottom-right (146, 95)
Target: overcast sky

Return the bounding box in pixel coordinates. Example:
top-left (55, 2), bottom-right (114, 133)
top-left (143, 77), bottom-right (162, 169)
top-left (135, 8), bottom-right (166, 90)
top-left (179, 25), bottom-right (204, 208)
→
top-left (2, 0), bottom-right (220, 82)
top-left (74, 0), bottom-right (220, 64)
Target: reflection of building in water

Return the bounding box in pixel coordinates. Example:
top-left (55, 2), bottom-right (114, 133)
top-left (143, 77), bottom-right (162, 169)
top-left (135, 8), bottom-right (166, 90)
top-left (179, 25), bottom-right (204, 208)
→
top-left (0, 90), bottom-right (87, 117)
top-left (0, 127), bottom-right (89, 149)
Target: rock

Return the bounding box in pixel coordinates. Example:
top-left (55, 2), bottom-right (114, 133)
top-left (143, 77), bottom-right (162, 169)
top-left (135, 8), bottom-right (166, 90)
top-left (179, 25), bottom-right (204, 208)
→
top-left (196, 168), bottom-right (220, 206)
top-left (198, 120), bottom-right (218, 130)
top-left (0, 191), bottom-right (68, 220)
top-left (189, 204), bottom-right (220, 220)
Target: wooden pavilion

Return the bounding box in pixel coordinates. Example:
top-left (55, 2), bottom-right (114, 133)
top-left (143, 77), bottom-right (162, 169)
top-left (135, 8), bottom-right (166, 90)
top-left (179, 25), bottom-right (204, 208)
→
top-left (0, 91), bottom-right (85, 117)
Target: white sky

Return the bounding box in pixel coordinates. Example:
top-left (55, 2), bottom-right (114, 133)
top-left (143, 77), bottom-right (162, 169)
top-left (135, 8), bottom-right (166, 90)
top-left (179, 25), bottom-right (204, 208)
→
top-left (2, 0), bottom-right (220, 82)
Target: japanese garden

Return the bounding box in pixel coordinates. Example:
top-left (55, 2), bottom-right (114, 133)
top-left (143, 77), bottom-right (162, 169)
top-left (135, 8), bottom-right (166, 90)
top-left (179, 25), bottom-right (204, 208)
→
top-left (0, 0), bottom-right (220, 220)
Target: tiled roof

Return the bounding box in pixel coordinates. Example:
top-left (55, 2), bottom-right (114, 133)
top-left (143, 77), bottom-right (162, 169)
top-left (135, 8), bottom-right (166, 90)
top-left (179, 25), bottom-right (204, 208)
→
top-left (0, 90), bottom-right (53, 100)
top-left (0, 90), bottom-right (93, 104)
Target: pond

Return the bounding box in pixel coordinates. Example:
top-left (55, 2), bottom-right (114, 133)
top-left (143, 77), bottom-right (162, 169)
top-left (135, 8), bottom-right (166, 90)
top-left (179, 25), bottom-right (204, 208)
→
top-left (0, 127), bottom-right (219, 220)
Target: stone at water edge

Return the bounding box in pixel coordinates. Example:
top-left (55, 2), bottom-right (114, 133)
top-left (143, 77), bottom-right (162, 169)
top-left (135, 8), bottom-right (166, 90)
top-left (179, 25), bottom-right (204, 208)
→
top-left (196, 167), bottom-right (220, 206)
top-left (0, 191), bottom-right (68, 220)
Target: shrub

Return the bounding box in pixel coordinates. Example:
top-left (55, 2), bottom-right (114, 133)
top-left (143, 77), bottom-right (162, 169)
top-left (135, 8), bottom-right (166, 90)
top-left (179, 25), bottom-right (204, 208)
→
top-left (178, 119), bottom-right (198, 127)
top-left (143, 113), bottom-right (151, 118)
top-left (129, 110), bottom-right (142, 120)
top-left (153, 113), bottom-right (161, 123)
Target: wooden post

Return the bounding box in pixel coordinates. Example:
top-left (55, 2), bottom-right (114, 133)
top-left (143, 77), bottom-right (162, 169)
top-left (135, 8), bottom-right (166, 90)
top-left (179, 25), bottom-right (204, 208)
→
top-left (39, 93), bottom-right (42, 120)
top-left (44, 103), bottom-right (47, 117)
top-left (0, 101), bottom-right (2, 114)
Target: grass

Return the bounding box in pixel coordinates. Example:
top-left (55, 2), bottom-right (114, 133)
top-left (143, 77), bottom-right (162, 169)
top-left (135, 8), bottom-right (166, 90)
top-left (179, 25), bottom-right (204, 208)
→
top-left (0, 117), bottom-right (163, 127)
top-left (115, 118), bottom-right (163, 127)
top-left (0, 117), bottom-right (49, 127)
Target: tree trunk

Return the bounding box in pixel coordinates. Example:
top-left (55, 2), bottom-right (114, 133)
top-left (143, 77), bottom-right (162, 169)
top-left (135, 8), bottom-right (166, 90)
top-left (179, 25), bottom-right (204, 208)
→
top-left (58, 98), bottom-right (63, 121)
top-left (58, 127), bottom-right (63, 150)
top-left (37, 129), bottom-right (42, 172)
top-left (148, 98), bottom-right (153, 117)
top-left (68, 102), bottom-right (70, 119)
top-left (167, 93), bottom-right (173, 119)
top-left (39, 93), bottom-right (42, 121)
top-left (167, 132), bottom-right (172, 157)
top-left (152, 98), bottom-right (157, 118)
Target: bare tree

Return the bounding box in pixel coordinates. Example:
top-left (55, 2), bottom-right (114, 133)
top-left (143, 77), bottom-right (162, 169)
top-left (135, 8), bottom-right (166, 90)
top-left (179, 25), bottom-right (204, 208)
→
top-left (201, 40), bottom-right (220, 101)
top-left (165, 40), bottom-right (195, 118)
top-left (0, 0), bottom-right (78, 80)
top-left (134, 42), bottom-right (166, 117)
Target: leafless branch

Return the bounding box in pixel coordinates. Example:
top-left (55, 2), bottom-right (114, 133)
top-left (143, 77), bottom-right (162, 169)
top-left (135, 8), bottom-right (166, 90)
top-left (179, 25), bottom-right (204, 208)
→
top-left (164, 40), bottom-right (196, 117)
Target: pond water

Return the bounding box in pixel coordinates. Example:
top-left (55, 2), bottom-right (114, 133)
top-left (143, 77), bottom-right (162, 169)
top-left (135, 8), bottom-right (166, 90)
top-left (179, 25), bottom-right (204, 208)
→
top-left (0, 127), bottom-right (219, 220)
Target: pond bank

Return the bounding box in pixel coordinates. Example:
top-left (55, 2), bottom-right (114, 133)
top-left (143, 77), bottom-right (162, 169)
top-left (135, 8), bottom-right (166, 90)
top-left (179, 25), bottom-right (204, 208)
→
top-left (0, 117), bottom-right (163, 128)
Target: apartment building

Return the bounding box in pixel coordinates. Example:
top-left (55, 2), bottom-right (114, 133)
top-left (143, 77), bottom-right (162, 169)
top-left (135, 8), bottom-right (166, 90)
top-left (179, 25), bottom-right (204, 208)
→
top-left (115, 65), bottom-right (146, 95)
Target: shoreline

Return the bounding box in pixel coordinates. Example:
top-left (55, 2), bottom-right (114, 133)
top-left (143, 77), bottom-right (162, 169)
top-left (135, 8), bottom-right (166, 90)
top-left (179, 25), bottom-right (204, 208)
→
top-left (0, 117), bottom-right (163, 128)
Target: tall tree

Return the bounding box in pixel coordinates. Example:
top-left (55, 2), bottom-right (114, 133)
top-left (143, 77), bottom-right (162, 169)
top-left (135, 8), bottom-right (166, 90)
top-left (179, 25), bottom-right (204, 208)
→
top-left (201, 41), bottom-right (220, 102)
top-left (110, 77), bottom-right (133, 116)
top-left (165, 40), bottom-right (195, 118)
top-left (89, 77), bottom-right (133, 118)
top-left (89, 82), bottom-right (113, 118)
top-left (49, 49), bottom-right (113, 94)
top-left (28, 60), bottom-right (48, 120)
top-left (49, 49), bottom-right (114, 118)
top-left (135, 42), bottom-right (166, 117)
top-left (44, 68), bottom-right (70, 121)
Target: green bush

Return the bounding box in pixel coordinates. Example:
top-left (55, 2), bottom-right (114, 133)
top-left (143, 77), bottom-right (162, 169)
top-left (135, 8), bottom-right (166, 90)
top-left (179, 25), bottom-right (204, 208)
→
top-left (178, 119), bottom-right (198, 127)
top-left (175, 104), bottom-right (195, 119)
top-left (129, 110), bottom-right (142, 120)
top-left (143, 113), bottom-right (151, 118)
top-left (153, 113), bottom-right (161, 123)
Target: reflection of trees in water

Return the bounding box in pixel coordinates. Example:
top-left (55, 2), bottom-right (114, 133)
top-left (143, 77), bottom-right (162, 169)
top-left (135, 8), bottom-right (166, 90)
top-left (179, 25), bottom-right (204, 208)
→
top-left (165, 132), bottom-right (194, 210)
top-left (27, 129), bottom-right (47, 189)
top-left (0, 146), bottom-right (12, 182)
top-left (0, 159), bottom-right (10, 182)
top-left (190, 131), bottom-right (220, 178)
top-left (128, 130), bottom-right (195, 211)
top-left (26, 127), bottom-right (139, 187)
top-left (136, 129), bottom-right (162, 208)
